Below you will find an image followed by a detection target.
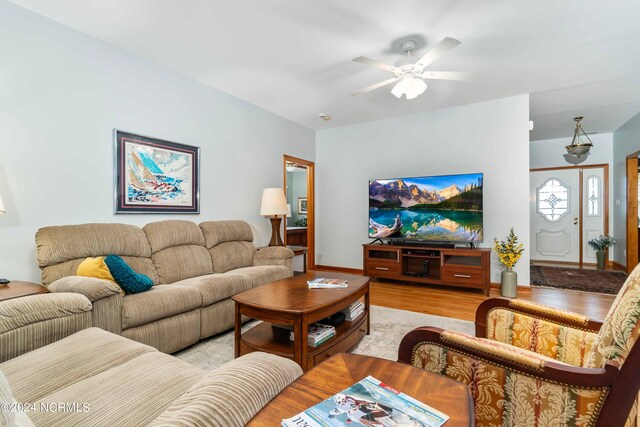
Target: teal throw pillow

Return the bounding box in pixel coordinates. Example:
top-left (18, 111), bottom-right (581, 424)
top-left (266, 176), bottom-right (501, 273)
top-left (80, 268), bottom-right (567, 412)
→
top-left (104, 254), bottom-right (153, 294)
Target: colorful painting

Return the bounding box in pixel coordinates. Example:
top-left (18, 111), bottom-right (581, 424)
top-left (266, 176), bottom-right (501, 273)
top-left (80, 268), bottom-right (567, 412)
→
top-left (114, 130), bottom-right (199, 213)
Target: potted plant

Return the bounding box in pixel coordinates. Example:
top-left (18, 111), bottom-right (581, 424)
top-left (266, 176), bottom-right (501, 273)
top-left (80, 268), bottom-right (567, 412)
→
top-left (493, 228), bottom-right (525, 298)
top-left (588, 235), bottom-right (616, 271)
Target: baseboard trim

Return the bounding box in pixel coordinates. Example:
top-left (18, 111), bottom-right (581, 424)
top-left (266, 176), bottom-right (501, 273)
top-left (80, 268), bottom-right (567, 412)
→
top-left (611, 261), bottom-right (626, 272)
top-left (314, 265), bottom-right (364, 275)
top-left (490, 282), bottom-right (529, 290)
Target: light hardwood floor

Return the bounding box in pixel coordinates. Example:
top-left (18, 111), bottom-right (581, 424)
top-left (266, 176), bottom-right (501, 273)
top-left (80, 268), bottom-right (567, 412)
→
top-left (370, 279), bottom-right (615, 322)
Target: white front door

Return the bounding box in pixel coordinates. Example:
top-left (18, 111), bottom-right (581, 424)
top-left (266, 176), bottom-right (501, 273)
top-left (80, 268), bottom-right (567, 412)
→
top-left (530, 169), bottom-right (580, 262)
top-left (530, 167), bottom-right (607, 264)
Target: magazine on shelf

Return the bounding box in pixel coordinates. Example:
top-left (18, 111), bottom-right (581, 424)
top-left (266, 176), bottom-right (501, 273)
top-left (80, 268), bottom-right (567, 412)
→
top-left (290, 324), bottom-right (336, 346)
top-left (308, 278), bottom-right (349, 289)
top-left (281, 375), bottom-right (448, 427)
top-left (342, 301), bottom-right (364, 321)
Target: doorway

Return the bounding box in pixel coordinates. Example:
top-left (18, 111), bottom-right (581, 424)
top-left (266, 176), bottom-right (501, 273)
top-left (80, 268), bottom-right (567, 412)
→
top-left (283, 155), bottom-right (315, 271)
top-left (626, 152), bottom-right (639, 273)
top-left (530, 164), bottom-right (609, 266)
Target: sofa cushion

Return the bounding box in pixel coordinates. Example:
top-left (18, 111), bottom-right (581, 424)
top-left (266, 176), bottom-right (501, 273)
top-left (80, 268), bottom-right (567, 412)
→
top-left (149, 352), bottom-right (302, 427)
top-left (105, 254), bottom-right (154, 294)
top-left (143, 220), bottom-right (213, 284)
top-left (226, 265), bottom-right (291, 287)
top-left (143, 220), bottom-right (205, 253)
top-left (209, 241), bottom-right (256, 273)
top-left (199, 220), bottom-right (254, 248)
top-left (29, 352), bottom-right (203, 427)
top-left (172, 273), bottom-right (253, 306)
top-left (121, 285), bottom-right (202, 329)
top-left (36, 223), bottom-right (158, 286)
top-left (0, 328), bottom-right (156, 403)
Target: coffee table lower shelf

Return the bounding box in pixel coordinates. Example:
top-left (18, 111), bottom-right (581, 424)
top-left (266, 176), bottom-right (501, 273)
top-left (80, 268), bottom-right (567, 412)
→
top-left (239, 313), bottom-right (368, 370)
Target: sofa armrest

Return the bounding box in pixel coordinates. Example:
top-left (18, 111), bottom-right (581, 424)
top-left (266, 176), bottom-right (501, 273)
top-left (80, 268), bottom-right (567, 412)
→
top-left (47, 276), bottom-right (122, 302)
top-left (0, 293), bottom-right (92, 362)
top-left (47, 277), bottom-right (123, 334)
top-left (149, 352), bottom-right (302, 427)
top-left (253, 246), bottom-right (294, 265)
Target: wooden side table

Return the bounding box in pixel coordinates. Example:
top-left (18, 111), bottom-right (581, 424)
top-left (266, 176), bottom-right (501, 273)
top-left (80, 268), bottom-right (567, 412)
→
top-left (286, 245), bottom-right (308, 273)
top-left (0, 281), bottom-right (48, 302)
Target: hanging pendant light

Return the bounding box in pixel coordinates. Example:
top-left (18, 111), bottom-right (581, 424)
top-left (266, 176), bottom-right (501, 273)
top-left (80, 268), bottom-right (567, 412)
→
top-left (565, 117), bottom-right (593, 159)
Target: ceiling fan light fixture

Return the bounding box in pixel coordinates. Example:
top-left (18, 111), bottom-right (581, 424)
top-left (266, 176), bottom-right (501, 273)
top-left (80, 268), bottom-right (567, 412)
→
top-left (407, 78), bottom-right (427, 99)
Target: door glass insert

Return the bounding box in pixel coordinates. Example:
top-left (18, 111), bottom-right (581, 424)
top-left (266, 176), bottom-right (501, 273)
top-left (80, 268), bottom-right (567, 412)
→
top-left (537, 178), bottom-right (569, 222)
top-left (587, 176), bottom-right (600, 216)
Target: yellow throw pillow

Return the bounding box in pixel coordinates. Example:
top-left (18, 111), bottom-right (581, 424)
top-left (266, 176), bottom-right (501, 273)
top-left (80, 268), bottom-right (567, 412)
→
top-left (76, 257), bottom-right (124, 296)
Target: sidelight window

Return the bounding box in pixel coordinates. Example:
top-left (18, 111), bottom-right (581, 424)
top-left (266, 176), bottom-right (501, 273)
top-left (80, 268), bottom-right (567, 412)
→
top-left (587, 176), bottom-right (600, 216)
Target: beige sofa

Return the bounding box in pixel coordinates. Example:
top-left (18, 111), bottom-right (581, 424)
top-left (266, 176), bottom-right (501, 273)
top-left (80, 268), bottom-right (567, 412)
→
top-left (35, 220), bottom-right (294, 353)
top-left (0, 293), bottom-right (302, 427)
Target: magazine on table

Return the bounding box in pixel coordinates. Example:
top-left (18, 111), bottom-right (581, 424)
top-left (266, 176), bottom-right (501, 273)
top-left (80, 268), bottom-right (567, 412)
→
top-left (281, 375), bottom-right (449, 427)
top-left (308, 278), bottom-right (349, 289)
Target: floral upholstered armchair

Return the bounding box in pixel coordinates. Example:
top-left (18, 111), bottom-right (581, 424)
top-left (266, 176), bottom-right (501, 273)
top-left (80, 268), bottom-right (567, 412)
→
top-left (398, 264), bottom-right (640, 427)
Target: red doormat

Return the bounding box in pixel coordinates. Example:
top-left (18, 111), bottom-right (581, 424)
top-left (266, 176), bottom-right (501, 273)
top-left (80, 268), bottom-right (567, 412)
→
top-left (530, 265), bottom-right (628, 295)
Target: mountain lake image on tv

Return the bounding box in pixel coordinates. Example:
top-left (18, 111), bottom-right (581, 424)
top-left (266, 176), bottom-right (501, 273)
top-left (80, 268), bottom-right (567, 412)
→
top-left (369, 173), bottom-right (483, 242)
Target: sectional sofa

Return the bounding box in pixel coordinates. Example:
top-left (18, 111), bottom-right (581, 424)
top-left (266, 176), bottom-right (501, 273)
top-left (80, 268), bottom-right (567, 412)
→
top-left (0, 293), bottom-right (302, 426)
top-left (33, 219), bottom-right (294, 353)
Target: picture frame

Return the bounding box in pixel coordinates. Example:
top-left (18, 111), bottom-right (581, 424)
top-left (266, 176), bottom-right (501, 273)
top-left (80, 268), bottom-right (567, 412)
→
top-left (298, 197), bottom-right (308, 214)
top-left (114, 130), bottom-right (200, 213)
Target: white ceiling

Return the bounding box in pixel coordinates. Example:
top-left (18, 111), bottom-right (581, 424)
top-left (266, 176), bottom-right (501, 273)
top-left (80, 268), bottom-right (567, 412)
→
top-left (9, 0), bottom-right (640, 139)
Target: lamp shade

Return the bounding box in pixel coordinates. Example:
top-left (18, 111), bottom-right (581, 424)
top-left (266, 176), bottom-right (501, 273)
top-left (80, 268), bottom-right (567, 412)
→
top-left (0, 193), bottom-right (5, 214)
top-left (260, 188), bottom-right (288, 216)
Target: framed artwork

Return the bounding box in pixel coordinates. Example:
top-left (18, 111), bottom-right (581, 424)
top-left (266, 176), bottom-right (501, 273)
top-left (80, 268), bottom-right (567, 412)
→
top-left (298, 197), bottom-right (308, 214)
top-left (114, 130), bottom-right (200, 213)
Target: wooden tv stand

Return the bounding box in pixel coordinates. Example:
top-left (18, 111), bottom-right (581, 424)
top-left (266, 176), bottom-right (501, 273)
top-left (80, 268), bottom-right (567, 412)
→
top-left (363, 243), bottom-right (491, 295)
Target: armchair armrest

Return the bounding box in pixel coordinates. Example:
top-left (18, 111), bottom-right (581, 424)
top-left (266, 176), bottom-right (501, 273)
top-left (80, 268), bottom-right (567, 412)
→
top-left (476, 298), bottom-right (603, 336)
top-left (398, 327), bottom-right (619, 427)
top-left (0, 293), bottom-right (92, 362)
top-left (475, 297), bottom-right (602, 366)
top-left (47, 276), bottom-right (122, 302)
top-left (150, 352), bottom-right (302, 427)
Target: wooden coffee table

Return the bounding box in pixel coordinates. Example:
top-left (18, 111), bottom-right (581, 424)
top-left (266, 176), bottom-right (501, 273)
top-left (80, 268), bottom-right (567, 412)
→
top-left (232, 272), bottom-right (370, 371)
top-left (247, 353), bottom-right (474, 426)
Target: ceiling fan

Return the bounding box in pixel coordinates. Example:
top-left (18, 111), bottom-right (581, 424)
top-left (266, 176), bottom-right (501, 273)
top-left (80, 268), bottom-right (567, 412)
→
top-left (351, 37), bottom-right (469, 100)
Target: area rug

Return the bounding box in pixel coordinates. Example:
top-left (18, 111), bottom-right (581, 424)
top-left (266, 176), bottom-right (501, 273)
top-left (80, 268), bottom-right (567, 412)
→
top-left (530, 265), bottom-right (627, 295)
top-left (174, 305), bottom-right (474, 372)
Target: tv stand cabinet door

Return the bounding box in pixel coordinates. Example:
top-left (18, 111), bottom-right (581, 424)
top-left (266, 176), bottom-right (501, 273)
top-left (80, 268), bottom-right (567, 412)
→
top-left (363, 246), bottom-right (401, 277)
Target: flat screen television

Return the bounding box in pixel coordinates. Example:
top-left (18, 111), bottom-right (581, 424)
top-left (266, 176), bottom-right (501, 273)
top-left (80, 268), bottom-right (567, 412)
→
top-left (369, 173), bottom-right (483, 243)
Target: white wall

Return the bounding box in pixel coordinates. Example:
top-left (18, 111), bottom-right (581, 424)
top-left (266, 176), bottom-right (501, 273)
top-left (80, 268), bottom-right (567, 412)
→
top-left (613, 112), bottom-right (640, 266)
top-left (530, 133), bottom-right (615, 259)
top-left (316, 95), bottom-right (530, 284)
top-left (0, 2), bottom-right (314, 282)
top-left (530, 133), bottom-right (613, 169)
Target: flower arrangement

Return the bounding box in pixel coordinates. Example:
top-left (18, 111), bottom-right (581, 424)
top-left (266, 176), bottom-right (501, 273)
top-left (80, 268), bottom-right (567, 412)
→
top-left (493, 228), bottom-right (525, 269)
top-left (588, 235), bottom-right (616, 252)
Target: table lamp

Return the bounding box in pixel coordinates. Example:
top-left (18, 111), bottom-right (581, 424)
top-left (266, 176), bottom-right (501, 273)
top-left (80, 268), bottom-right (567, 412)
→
top-left (260, 188), bottom-right (288, 246)
top-left (0, 192), bottom-right (8, 285)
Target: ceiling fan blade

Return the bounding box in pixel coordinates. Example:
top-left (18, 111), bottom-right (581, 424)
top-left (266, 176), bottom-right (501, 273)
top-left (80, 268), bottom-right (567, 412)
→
top-left (415, 37), bottom-right (461, 69)
top-left (350, 77), bottom-right (400, 96)
top-left (420, 71), bottom-right (471, 81)
top-left (353, 56), bottom-right (400, 73)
